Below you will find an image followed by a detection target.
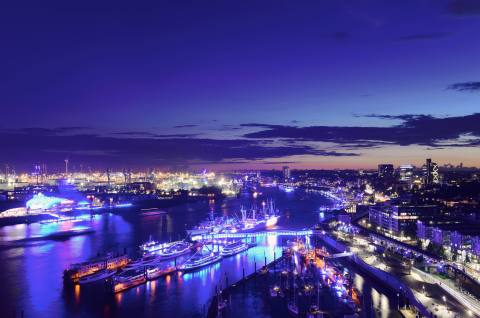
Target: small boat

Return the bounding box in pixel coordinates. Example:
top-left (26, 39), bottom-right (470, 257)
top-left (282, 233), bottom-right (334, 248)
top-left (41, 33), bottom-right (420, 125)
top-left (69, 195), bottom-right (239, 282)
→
top-left (78, 269), bottom-right (116, 285)
top-left (112, 268), bottom-right (146, 293)
top-left (220, 241), bottom-right (250, 257)
top-left (158, 241), bottom-right (191, 259)
top-left (178, 251), bottom-right (222, 271)
top-left (125, 254), bottom-right (161, 269)
top-left (145, 264), bottom-right (176, 280)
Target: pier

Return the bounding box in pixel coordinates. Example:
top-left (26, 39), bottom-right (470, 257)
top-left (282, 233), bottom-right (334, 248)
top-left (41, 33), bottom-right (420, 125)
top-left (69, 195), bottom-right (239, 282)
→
top-left (191, 229), bottom-right (313, 240)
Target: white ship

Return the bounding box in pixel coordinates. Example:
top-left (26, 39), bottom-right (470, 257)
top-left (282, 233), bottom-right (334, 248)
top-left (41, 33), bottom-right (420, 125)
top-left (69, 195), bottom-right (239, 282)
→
top-left (178, 251), bottom-right (222, 271)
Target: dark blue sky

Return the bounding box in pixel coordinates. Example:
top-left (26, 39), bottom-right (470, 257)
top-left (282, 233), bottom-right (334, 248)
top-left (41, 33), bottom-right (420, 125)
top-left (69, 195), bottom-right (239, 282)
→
top-left (1, 1), bottom-right (480, 171)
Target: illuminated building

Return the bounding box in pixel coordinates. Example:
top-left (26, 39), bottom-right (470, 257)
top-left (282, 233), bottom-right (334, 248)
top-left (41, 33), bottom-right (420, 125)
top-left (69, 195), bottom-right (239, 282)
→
top-left (282, 166), bottom-right (290, 181)
top-left (423, 158), bottom-right (439, 185)
top-left (369, 204), bottom-right (438, 237)
top-left (26, 193), bottom-right (73, 210)
top-left (377, 164), bottom-right (394, 178)
top-left (399, 164), bottom-right (414, 182)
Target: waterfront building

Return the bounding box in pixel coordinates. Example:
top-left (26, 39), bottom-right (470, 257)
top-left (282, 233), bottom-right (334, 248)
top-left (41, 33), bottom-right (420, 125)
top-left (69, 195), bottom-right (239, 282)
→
top-left (369, 204), bottom-right (438, 237)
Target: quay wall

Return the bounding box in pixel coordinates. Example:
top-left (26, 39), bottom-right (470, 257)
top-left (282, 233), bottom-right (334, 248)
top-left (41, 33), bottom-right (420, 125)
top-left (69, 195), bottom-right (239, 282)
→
top-left (319, 234), bottom-right (430, 317)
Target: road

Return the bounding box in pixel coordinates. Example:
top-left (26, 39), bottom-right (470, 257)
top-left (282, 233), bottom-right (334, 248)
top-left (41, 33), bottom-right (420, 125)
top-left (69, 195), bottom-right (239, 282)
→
top-left (332, 230), bottom-right (479, 318)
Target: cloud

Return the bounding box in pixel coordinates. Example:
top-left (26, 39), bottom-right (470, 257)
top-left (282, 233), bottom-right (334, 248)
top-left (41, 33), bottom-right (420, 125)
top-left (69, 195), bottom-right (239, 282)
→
top-left (397, 32), bottom-right (449, 41)
top-left (113, 131), bottom-right (198, 138)
top-left (244, 113), bottom-right (480, 148)
top-left (447, 0), bottom-right (480, 15)
top-left (447, 81), bottom-right (480, 92)
top-left (0, 130), bottom-right (356, 170)
top-left (173, 124), bottom-right (198, 128)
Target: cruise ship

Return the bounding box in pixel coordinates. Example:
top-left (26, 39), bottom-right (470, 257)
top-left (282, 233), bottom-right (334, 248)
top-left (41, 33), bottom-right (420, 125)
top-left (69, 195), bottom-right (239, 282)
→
top-left (178, 251), bottom-right (222, 271)
top-left (220, 241), bottom-right (250, 257)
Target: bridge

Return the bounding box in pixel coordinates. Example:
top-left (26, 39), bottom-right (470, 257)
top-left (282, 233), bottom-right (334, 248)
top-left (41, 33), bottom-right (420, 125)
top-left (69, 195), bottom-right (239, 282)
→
top-left (191, 230), bottom-right (314, 241)
top-left (326, 251), bottom-right (353, 259)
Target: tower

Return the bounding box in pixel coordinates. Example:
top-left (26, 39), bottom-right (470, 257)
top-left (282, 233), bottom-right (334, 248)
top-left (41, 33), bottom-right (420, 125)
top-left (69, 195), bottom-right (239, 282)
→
top-left (282, 166), bottom-right (290, 181)
top-left (64, 159), bottom-right (69, 176)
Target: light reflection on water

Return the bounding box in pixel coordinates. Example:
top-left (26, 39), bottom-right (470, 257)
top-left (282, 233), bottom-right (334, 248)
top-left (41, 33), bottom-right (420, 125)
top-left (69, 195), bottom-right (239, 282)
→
top-left (0, 190), bottom-right (400, 317)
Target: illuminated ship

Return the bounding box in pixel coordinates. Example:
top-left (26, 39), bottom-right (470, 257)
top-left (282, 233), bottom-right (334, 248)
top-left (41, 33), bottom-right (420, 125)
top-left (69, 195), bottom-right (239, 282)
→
top-left (186, 210), bottom-right (236, 236)
top-left (140, 239), bottom-right (192, 258)
top-left (125, 254), bottom-right (162, 269)
top-left (178, 250), bottom-right (222, 271)
top-left (157, 241), bottom-right (191, 259)
top-left (64, 253), bottom-right (129, 284)
top-left (220, 240), bottom-right (250, 257)
top-left (235, 200), bottom-right (279, 232)
top-left (78, 269), bottom-right (116, 285)
top-left (146, 264), bottom-right (176, 280)
top-left (112, 268), bottom-right (147, 293)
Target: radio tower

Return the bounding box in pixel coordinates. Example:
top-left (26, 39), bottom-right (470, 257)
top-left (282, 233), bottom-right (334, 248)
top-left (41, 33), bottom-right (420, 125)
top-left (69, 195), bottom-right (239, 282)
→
top-left (64, 159), bottom-right (69, 177)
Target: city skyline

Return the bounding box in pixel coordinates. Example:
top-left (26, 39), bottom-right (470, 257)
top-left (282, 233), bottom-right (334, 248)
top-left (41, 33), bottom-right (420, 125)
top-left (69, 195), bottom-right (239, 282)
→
top-left (2, 1), bottom-right (480, 170)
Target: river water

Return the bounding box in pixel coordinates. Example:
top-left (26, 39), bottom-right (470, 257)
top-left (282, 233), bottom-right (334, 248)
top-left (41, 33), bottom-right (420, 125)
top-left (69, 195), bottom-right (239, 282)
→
top-left (0, 188), bottom-right (399, 317)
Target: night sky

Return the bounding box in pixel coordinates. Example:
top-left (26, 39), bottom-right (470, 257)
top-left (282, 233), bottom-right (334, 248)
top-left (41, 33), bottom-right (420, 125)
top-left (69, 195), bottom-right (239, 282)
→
top-left (2, 1), bottom-right (480, 171)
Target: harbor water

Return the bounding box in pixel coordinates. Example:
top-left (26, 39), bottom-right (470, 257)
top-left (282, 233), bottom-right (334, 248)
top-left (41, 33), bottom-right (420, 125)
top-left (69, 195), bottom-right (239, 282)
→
top-left (0, 188), bottom-right (400, 317)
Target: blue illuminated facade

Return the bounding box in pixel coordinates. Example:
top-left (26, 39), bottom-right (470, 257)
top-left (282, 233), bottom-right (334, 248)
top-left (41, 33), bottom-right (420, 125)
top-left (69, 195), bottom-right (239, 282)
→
top-left (26, 193), bottom-right (71, 210)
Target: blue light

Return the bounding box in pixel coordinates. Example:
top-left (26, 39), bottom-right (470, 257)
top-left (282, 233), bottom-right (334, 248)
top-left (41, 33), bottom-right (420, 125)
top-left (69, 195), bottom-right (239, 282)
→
top-left (26, 193), bottom-right (72, 210)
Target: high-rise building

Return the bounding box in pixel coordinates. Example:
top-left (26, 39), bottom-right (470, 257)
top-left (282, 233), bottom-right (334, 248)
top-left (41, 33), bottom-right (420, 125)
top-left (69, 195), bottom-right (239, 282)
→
top-left (378, 164), bottom-right (394, 178)
top-left (399, 164), bottom-right (414, 182)
top-left (423, 158), bottom-right (439, 185)
top-left (282, 166), bottom-right (290, 180)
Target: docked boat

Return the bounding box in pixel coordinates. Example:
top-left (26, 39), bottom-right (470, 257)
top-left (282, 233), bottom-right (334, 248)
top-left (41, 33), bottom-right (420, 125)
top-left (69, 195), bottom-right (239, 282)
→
top-left (220, 241), bottom-right (250, 257)
top-left (125, 254), bottom-right (162, 269)
top-left (112, 268), bottom-right (146, 293)
top-left (139, 237), bottom-right (168, 253)
top-left (186, 210), bottom-right (236, 236)
top-left (158, 241), bottom-right (191, 259)
top-left (78, 269), bottom-right (116, 285)
top-left (64, 253), bottom-right (129, 284)
top-left (178, 251), bottom-right (222, 271)
top-left (146, 264), bottom-right (176, 280)
top-left (236, 200), bottom-right (280, 232)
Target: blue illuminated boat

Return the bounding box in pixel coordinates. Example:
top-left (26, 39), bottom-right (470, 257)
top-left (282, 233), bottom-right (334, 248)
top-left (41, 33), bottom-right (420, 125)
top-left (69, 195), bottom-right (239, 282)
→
top-left (157, 241), bottom-right (191, 259)
top-left (125, 254), bottom-right (162, 269)
top-left (145, 264), bottom-right (176, 280)
top-left (220, 241), bottom-right (250, 257)
top-left (178, 251), bottom-right (222, 271)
